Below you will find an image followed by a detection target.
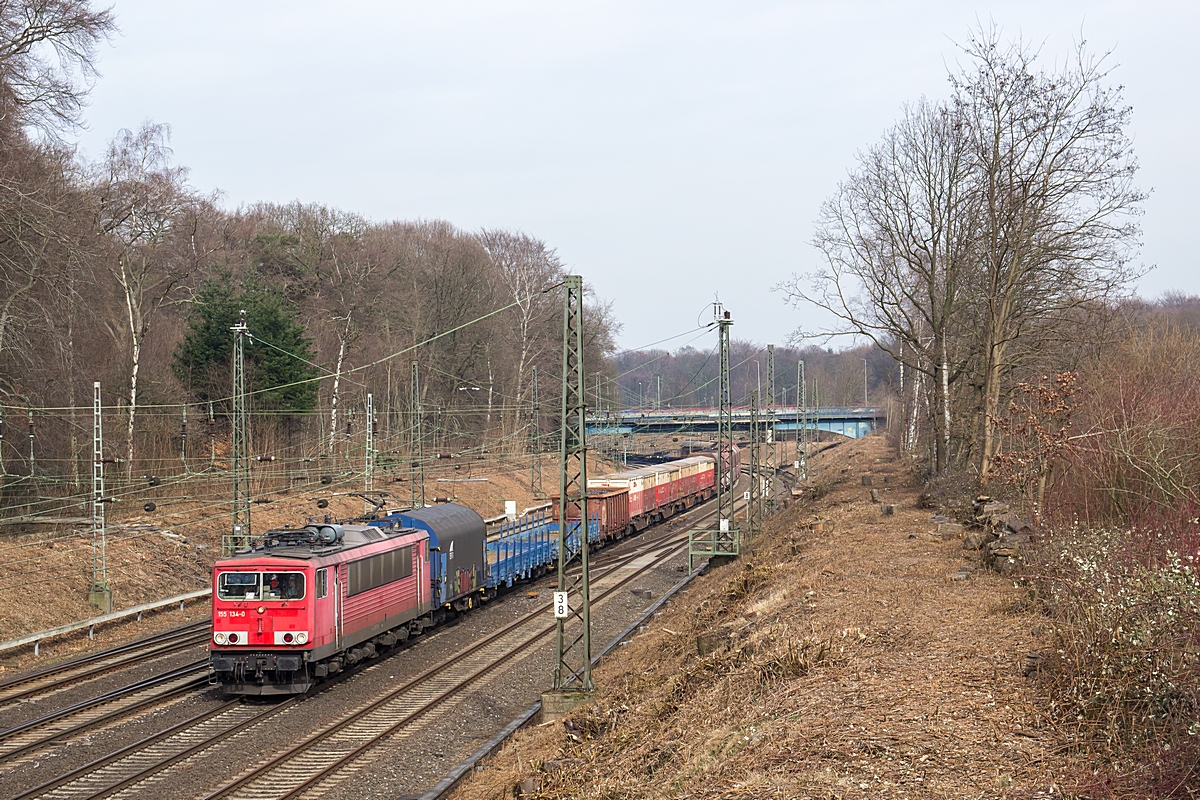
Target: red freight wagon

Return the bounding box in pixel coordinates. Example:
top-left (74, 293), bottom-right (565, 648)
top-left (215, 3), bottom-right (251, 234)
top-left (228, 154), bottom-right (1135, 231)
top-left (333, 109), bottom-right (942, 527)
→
top-left (549, 488), bottom-right (630, 541)
top-left (589, 453), bottom-right (719, 531)
top-left (674, 455), bottom-right (715, 499)
top-left (589, 466), bottom-right (658, 531)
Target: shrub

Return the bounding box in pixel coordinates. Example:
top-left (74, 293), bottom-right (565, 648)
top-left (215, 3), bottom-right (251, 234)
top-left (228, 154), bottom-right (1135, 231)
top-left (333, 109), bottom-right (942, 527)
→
top-left (1034, 524), bottom-right (1200, 794)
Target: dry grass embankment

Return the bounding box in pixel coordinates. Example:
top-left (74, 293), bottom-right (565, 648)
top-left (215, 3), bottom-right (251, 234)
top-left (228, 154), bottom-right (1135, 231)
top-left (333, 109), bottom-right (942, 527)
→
top-left (453, 434), bottom-right (1081, 799)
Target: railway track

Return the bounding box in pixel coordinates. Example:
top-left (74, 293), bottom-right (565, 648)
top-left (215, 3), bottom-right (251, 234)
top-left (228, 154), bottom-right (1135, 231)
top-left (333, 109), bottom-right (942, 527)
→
top-left (198, 532), bottom-right (693, 800)
top-left (0, 662), bottom-right (209, 765)
top-left (6, 485), bottom-right (746, 800)
top-left (10, 511), bottom-right (717, 800)
top-left (0, 622), bottom-right (210, 707)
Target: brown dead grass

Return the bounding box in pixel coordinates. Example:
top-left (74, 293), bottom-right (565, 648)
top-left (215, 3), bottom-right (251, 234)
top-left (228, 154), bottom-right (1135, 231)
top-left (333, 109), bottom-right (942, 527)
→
top-left (451, 435), bottom-right (1086, 799)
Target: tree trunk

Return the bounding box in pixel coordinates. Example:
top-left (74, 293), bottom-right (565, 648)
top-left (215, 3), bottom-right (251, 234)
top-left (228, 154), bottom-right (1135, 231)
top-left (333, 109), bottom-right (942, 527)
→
top-left (121, 261), bottom-right (142, 481)
top-left (980, 338), bottom-right (1006, 478)
top-left (941, 333), bottom-right (951, 471)
top-left (327, 314), bottom-right (350, 457)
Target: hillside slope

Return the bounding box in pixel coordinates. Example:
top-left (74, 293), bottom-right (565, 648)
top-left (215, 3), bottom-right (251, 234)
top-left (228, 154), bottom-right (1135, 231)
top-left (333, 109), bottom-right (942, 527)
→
top-left (452, 435), bottom-right (1080, 799)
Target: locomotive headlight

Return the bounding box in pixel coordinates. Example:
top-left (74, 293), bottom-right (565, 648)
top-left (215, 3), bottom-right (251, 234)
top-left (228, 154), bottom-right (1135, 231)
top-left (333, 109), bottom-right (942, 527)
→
top-left (213, 632), bottom-right (228, 645)
top-left (274, 630), bottom-right (310, 645)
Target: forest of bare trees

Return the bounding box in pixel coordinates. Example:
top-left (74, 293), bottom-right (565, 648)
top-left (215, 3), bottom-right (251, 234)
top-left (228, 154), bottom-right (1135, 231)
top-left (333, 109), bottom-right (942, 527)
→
top-left (0, 0), bottom-right (619, 512)
top-left (611, 340), bottom-right (892, 413)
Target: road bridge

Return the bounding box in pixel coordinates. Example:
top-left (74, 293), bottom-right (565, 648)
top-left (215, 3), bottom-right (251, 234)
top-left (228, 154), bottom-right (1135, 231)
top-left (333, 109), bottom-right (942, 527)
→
top-left (586, 406), bottom-right (885, 440)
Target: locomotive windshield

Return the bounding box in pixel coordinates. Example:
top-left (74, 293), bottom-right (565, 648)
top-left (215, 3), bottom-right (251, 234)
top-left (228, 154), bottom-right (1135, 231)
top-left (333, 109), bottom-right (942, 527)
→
top-left (217, 571), bottom-right (305, 601)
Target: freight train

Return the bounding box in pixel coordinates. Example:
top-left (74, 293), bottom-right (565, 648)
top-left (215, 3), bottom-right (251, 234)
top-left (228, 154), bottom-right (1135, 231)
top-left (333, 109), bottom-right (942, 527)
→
top-left (209, 445), bottom-right (740, 695)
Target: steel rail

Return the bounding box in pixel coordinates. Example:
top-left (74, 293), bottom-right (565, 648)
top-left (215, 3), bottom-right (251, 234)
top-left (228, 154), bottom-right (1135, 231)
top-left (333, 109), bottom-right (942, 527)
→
top-left (0, 622), bottom-right (208, 690)
top-left (14, 654), bottom-right (382, 800)
top-left (0, 662), bottom-right (207, 752)
top-left (0, 627), bottom-right (210, 707)
top-left (4, 700), bottom-right (241, 800)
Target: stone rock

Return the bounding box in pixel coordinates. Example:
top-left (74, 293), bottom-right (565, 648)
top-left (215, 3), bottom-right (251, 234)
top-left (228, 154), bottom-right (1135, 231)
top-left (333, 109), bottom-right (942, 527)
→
top-left (542, 759), bottom-right (585, 774)
top-left (630, 588), bottom-right (653, 600)
top-left (930, 514), bottom-right (952, 523)
top-left (937, 522), bottom-right (964, 541)
top-left (973, 496), bottom-right (1014, 528)
top-left (1022, 652), bottom-right (1045, 677)
top-left (861, 475), bottom-right (874, 486)
top-left (1003, 514), bottom-right (1033, 534)
top-left (881, 504), bottom-right (895, 516)
top-left (870, 489), bottom-right (880, 503)
top-left (962, 531), bottom-right (990, 551)
top-left (986, 531), bottom-right (1030, 560)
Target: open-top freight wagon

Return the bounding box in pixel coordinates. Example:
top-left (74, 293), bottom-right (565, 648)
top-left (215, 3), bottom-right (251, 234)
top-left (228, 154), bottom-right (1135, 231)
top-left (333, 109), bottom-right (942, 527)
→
top-left (549, 444), bottom-right (740, 537)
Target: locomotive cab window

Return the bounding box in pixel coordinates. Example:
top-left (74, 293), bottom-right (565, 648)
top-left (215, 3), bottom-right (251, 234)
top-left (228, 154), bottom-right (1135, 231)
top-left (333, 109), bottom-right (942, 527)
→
top-left (217, 571), bottom-right (305, 601)
top-left (263, 572), bottom-right (305, 600)
top-left (217, 572), bottom-right (260, 601)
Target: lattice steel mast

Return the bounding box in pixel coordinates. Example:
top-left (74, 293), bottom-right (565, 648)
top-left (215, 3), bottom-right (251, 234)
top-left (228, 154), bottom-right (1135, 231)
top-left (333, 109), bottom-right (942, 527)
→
top-left (715, 304), bottom-right (734, 543)
top-left (228, 311), bottom-right (251, 555)
top-left (553, 275), bottom-right (593, 693)
top-left (90, 382), bottom-right (110, 609)
top-left (811, 377), bottom-right (819, 481)
top-left (365, 392), bottom-right (374, 494)
top-left (748, 391), bottom-right (761, 536)
top-left (765, 344), bottom-right (776, 514)
top-left (796, 360), bottom-right (807, 479)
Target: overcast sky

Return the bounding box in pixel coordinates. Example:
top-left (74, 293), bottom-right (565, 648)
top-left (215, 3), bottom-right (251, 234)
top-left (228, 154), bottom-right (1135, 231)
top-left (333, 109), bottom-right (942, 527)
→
top-left (73, 1), bottom-right (1199, 351)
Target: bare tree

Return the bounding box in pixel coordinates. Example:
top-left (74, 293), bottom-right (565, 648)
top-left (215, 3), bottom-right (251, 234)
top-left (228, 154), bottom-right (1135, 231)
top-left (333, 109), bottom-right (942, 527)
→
top-left (0, 0), bottom-right (115, 136)
top-left (954, 26), bottom-right (1146, 476)
top-left (780, 98), bottom-right (978, 471)
top-left (782, 26), bottom-right (1144, 478)
top-left (91, 122), bottom-right (194, 475)
top-left (477, 229), bottom-right (563, 440)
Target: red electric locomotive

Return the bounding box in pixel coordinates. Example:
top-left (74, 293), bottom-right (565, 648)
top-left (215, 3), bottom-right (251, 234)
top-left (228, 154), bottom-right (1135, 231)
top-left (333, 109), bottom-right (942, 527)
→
top-left (210, 522), bottom-right (431, 696)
